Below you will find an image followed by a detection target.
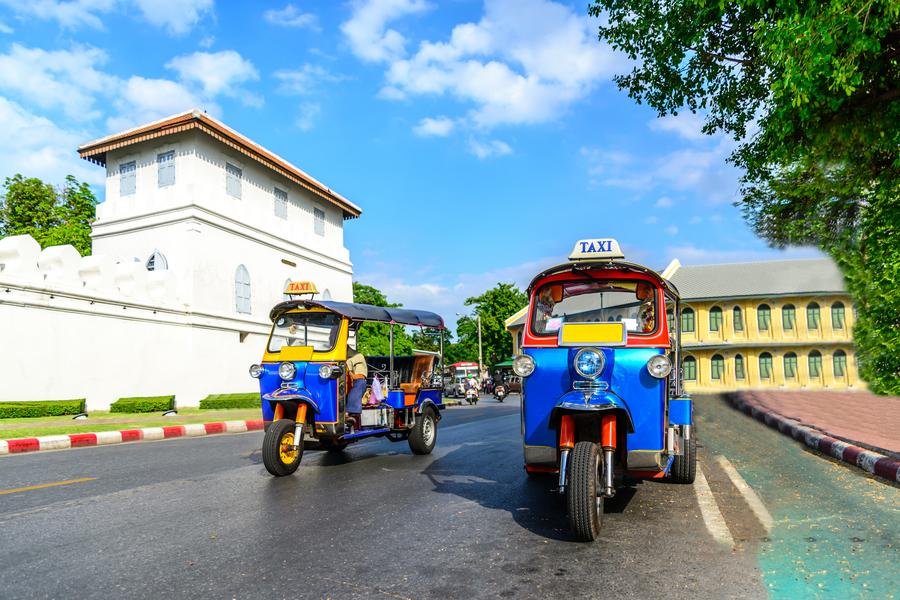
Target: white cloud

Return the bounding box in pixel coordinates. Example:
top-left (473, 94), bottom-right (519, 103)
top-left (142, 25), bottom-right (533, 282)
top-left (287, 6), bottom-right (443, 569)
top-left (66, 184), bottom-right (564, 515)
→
top-left (294, 102), bottom-right (321, 131)
top-left (341, 0), bottom-right (432, 63)
top-left (665, 244), bottom-right (824, 265)
top-left (107, 76), bottom-right (212, 131)
top-left (665, 225), bottom-right (679, 236)
top-left (166, 51), bottom-right (259, 98)
top-left (654, 196), bottom-right (673, 208)
top-left (414, 116), bottom-right (454, 137)
top-left (0, 19), bottom-right (14, 33)
top-left (0, 44), bottom-right (115, 120)
top-left (198, 35), bottom-right (215, 49)
top-left (132, 0), bottom-right (213, 35)
top-left (648, 112), bottom-right (709, 141)
top-left (263, 4), bottom-right (319, 29)
top-left (274, 64), bottom-right (346, 95)
top-left (0, 96), bottom-right (102, 184)
top-left (644, 216), bottom-right (658, 225)
top-left (468, 138), bottom-right (511, 159)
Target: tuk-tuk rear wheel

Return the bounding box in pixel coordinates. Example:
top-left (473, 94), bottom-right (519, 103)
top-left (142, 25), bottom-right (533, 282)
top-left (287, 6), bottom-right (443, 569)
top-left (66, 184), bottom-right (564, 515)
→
top-left (408, 409), bottom-right (437, 455)
top-left (567, 441), bottom-right (604, 542)
top-left (262, 419), bottom-right (303, 477)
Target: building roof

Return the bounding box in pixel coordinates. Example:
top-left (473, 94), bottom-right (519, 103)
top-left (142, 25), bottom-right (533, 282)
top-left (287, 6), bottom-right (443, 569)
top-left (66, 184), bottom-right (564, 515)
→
top-left (665, 258), bottom-right (845, 300)
top-left (78, 109), bottom-right (362, 220)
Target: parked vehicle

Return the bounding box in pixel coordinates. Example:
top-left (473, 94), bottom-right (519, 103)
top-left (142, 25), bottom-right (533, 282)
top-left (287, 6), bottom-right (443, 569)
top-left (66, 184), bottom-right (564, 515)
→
top-left (514, 238), bottom-right (694, 541)
top-left (506, 375), bottom-right (522, 394)
top-left (250, 282), bottom-right (447, 476)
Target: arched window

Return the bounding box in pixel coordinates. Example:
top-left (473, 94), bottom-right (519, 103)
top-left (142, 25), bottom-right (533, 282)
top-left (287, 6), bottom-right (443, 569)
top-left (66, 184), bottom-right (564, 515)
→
top-left (710, 354), bottom-right (725, 380)
top-left (759, 352), bottom-right (773, 379)
top-left (681, 307), bottom-right (695, 333)
top-left (833, 350), bottom-right (847, 377)
top-left (808, 350), bottom-right (823, 378)
top-left (709, 306), bottom-right (723, 332)
top-left (807, 302), bottom-right (821, 329)
top-left (733, 307), bottom-right (744, 332)
top-left (322, 289), bottom-right (332, 300)
top-left (782, 304), bottom-right (795, 330)
top-left (682, 356), bottom-right (697, 381)
top-left (235, 265), bottom-right (251, 314)
top-left (783, 352), bottom-right (798, 378)
top-left (734, 354), bottom-right (746, 379)
top-left (282, 278), bottom-right (293, 301)
top-left (757, 304), bottom-right (771, 331)
top-left (146, 249), bottom-right (168, 271)
top-left (831, 302), bottom-right (845, 329)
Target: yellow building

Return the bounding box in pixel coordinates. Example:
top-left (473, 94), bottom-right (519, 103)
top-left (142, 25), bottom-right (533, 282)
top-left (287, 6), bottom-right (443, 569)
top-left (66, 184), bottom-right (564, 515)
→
top-left (505, 257), bottom-right (863, 392)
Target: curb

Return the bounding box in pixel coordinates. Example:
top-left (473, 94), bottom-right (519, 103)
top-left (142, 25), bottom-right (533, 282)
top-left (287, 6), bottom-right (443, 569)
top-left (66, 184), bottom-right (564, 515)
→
top-left (726, 393), bottom-right (900, 484)
top-left (0, 419), bottom-right (265, 456)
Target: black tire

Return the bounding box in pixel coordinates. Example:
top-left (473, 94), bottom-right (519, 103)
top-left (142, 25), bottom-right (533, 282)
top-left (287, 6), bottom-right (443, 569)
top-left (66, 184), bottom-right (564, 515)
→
top-left (670, 434), bottom-right (697, 484)
top-left (408, 408), bottom-right (437, 455)
top-left (567, 441), bottom-right (603, 542)
top-left (262, 419), bottom-right (303, 477)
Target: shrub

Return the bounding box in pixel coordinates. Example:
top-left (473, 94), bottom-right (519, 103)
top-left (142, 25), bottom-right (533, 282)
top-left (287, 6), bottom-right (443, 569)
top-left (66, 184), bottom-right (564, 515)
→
top-left (199, 393), bottom-right (261, 410)
top-left (0, 399), bottom-right (87, 419)
top-left (109, 395), bottom-right (175, 414)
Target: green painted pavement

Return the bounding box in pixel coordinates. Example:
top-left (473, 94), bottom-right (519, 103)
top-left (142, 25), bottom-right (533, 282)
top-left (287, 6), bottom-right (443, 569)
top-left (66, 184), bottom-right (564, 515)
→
top-left (697, 394), bottom-right (899, 599)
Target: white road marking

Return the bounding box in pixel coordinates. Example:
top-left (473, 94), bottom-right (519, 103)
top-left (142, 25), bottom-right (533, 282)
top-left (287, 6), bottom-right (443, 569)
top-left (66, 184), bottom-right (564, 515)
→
top-left (715, 454), bottom-right (774, 533)
top-left (694, 464), bottom-right (735, 548)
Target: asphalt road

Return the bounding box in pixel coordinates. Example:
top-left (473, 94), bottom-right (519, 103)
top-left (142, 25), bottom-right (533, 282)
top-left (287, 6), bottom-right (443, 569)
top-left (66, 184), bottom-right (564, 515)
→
top-left (1, 394), bottom-right (895, 599)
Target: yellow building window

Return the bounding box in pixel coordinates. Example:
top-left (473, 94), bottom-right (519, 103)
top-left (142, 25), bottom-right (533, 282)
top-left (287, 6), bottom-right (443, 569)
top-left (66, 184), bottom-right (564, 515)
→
top-left (784, 352), bottom-right (798, 378)
top-left (758, 305), bottom-right (771, 331)
top-left (834, 350), bottom-right (847, 376)
top-left (782, 305), bottom-right (796, 330)
top-left (733, 307), bottom-right (744, 331)
top-left (809, 350), bottom-right (822, 377)
top-left (759, 352), bottom-right (773, 379)
top-left (807, 303), bottom-right (821, 329)
top-left (683, 356), bottom-right (697, 380)
top-left (709, 307), bottom-right (723, 332)
top-left (681, 308), bottom-right (695, 333)
top-left (710, 354), bottom-right (725, 379)
top-left (831, 302), bottom-right (845, 329)
top-left (734, 354), bottom-right (746, 379)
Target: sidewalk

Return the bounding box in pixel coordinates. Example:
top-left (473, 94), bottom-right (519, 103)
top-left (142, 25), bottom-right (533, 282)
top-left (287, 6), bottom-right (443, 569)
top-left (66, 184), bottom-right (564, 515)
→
top-left (728, 390), bottom-right (900, 483)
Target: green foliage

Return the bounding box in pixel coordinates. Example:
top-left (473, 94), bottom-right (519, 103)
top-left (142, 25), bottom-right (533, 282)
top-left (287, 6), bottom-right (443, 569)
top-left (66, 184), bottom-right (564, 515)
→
top-left (591, 0), bottom-right (900, 393)
top-left (0, 399), bottom-right (86, 419)
top-left (452, 283), bottom-right (528, 368)
top-left (351, 282), bottom-right (413, 355)
top-left (109, 395), bottom-right (176, 414)
top-left (199, 393), bottom-right (262, 409)
top-left (0, 174), bottom-right (98, 255)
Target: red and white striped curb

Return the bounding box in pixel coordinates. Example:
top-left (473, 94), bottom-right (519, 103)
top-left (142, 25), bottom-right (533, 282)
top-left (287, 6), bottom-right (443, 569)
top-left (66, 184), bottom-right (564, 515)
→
top-left (728, 393), bottom-right (900, 483)
top-left (0, 419), bottom-right (265, 456)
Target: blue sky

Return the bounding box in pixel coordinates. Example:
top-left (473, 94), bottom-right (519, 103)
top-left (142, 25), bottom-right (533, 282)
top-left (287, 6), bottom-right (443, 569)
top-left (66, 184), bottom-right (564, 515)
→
top-left (0, 0), bottom-right (820, 327)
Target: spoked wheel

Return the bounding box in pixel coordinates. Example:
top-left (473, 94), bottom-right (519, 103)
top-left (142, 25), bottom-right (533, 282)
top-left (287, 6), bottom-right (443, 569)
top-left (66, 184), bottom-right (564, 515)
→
top-left (262, 419), bottom-right (303, 476)
top-left (408, 409), bottom-right (437, 455)
top-left (567, 441), bottom-right (604, 541)
top-left (670, 435), bottom-right (697, 484)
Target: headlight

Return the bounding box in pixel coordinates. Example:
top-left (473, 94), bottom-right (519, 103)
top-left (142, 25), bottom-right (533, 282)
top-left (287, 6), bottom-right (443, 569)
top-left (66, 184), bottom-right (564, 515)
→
top-left (278, 362), bottom-right (297, 381)
top-left (319, 364), bottom-right (341, 379)
top-left (574, 348), bottom-right (604, 379)
top-left (249, 364), bottom-right (263, 379)
top-left (512, 354), bottom-right (535, 377)
top-left (647, 354), bottom-right (672, 379)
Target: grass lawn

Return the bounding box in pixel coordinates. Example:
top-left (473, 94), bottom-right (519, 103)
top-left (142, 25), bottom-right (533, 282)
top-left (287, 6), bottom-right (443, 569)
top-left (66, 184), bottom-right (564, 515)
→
top-left (0, 408), bottom-right (261, 440)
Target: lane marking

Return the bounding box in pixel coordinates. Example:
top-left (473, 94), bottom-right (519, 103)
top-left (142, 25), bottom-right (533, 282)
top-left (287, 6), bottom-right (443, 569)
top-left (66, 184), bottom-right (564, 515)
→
top-left (694, 465), bottom-right (734, 548)
top-left (715, 454), bottom-right (774, 533)
top-left (0, 477), bottom-right (97, 496)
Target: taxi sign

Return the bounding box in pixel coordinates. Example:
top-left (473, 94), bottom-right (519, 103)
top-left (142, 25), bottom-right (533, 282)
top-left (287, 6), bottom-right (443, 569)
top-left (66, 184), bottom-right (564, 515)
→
top-left (568, 238), bottom-right (624, 261)
top-left (284, 280), bottom-right (319, 296)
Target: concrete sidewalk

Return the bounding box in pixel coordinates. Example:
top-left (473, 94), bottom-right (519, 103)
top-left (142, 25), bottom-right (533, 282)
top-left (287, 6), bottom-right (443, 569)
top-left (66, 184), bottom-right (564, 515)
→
top-left (728, 390), bottom-right (900, 483)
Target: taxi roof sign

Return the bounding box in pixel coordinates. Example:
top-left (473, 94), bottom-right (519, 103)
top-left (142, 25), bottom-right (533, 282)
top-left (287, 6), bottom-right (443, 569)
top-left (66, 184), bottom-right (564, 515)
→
top-left (284, 280), bottom-right (319, 296)
top-left (569, 238), bottom-right (624, 261)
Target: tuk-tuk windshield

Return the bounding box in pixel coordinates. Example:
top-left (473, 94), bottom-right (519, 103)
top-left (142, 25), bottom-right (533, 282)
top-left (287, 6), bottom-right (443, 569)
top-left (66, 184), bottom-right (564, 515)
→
top-left (268, 312), bottom-right (341, 353)
top-left (531, 279), bottom-right (658, 336)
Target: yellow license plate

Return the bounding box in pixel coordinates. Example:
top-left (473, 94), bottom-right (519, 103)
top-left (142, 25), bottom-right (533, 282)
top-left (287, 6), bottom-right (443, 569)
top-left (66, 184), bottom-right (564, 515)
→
top-left (558, 323), bottom-right (626, 346)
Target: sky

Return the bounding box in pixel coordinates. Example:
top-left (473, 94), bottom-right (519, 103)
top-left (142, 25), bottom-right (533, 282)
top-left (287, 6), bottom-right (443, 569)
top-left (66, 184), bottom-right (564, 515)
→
top-left (0, 0), bottom-right (822, 329)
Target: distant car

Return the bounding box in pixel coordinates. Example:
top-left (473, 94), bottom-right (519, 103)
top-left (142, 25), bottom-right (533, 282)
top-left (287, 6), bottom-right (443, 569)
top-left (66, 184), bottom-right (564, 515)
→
top-left (506, 376), bottom-right (522, 394)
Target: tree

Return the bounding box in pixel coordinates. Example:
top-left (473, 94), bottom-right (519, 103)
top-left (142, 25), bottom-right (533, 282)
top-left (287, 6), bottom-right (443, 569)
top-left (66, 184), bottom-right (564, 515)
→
top-left (456, 283), bottom-right (528, 369)
top-left (590, 1), bottom-right (900, 393)
top-left (351, 282), bottom-right (413, 356)
top-left (0, 174), bottom-right (98, 256)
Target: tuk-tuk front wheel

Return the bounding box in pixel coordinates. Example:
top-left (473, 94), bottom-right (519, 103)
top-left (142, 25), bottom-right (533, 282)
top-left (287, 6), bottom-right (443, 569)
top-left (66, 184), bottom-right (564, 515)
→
top-left (670, 435), bottom-right (696, 484)
top-left (408, 409), bottom-right (437, 455)
top-left (262, 419), bottom-right (303, 476)
top-left (567, 441), bottom-right (604, 542)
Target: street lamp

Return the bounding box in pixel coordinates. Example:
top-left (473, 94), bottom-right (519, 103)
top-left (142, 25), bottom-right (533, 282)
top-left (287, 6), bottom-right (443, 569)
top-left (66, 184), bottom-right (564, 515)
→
top-left (457, 311), bottom-right (483, 379)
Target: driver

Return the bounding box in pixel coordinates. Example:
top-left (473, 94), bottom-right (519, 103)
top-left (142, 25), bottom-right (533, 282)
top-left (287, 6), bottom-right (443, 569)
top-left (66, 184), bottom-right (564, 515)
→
top-left (345, 343), bottom-right (368, 421)
top-left (636, 282), bottom-right (655, 332)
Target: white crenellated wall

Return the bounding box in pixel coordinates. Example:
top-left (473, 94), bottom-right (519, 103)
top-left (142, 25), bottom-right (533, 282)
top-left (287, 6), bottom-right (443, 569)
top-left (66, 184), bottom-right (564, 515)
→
top-left (0, 234), bottom-right (271, 410)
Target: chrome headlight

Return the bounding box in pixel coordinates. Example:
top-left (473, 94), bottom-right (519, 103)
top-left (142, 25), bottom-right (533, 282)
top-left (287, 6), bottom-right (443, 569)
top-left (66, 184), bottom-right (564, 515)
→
top-left (647, 354), bottom-right (672, 379)
top-left (512, 354), bottom-right (535, 377)
top-left (574, 348), bottom-right (604, 379)
top-left (319, 364), bottom-right (342, 379)
top-left (278, 361), bottom-right (297, 381)
top-left (249, 364), bottom-right (263, 379)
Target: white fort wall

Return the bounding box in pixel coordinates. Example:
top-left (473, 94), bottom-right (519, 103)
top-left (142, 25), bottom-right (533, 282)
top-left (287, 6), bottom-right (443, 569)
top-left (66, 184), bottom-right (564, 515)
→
top-left (2, 234), bottom-right (281, 410)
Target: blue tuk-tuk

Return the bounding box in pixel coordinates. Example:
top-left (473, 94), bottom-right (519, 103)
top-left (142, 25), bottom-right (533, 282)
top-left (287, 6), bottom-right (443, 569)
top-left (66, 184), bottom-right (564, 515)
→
top-left (513, 238), bottom-right (695, 541)
top-left (250, 283), bottom-right (446, 477)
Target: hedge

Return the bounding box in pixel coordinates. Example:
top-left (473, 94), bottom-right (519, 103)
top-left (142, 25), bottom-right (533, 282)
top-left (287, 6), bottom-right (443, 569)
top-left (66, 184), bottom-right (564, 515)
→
top-left (0, 399), bottom-right (87, 419)
top-left (199, 393), bottom-right (261, 410)
top-left (109, 395), bottom-right (176, 414)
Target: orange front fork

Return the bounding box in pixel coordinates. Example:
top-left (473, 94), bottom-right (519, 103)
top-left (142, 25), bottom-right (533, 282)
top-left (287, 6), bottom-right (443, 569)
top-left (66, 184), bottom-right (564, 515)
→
top-left (600, 414), bottom-right (617, 497)
top-left (292, 403), bottom-right (308, 449)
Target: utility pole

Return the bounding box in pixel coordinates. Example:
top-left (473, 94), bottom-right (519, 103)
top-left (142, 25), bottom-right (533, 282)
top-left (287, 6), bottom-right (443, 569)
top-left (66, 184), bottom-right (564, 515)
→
top-left (477, 314), bottom-right (483, 380)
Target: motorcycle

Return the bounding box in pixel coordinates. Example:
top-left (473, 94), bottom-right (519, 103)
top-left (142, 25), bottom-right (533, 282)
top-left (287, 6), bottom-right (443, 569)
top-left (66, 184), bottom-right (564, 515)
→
top-left (494, 384), bottom-right (508, 403)
top-left (465, 386), bottom-right (479, 405)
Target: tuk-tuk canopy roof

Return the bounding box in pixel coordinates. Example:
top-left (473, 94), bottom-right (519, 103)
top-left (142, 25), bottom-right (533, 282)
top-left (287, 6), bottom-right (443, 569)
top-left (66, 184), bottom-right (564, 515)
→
top-left (526, 259), bottom-right (680, 298)
top-left (270, 300), bottom-right (445, 329)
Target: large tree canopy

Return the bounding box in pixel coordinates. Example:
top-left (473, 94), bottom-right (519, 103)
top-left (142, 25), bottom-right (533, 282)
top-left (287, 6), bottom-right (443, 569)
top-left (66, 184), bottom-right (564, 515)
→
top-left (590, 0), bottom-right (900, 393)
top-left (351, 282), bottom-right (414, 356)
top-left (454, 283), bottom-right (528, 369)
top-left (0, 174), bottom-right (98, 256)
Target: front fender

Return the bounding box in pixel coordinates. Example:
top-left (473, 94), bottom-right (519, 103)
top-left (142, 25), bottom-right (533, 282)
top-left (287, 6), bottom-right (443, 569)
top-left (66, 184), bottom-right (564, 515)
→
top-left (551, 390), bottom-right (634, 433)
top-left (262, 388), bottom-right (321, 414)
